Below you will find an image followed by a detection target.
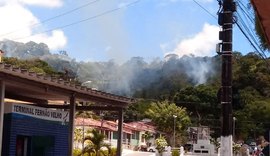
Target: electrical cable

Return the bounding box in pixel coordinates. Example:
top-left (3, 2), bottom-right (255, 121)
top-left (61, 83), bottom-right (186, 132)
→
top-left (0, 0), bottom-right (101, 38)
top-left (236, 3), bottom-right (258, 46)
top-left (11, 0), bottom-right (141, 41)
top-left (194, 0), bottom-right (270, 68)
top-left (235, 4), bottom-right (262, 55)
top-left (192, 0), bottom-right (217, 20)
top-left (237, 0), bottom-right (254, 24)
top-left (236, 7), bottom-right (268, 58)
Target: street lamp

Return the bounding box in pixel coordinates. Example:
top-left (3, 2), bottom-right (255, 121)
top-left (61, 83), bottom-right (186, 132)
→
top-left (173, 115), bottom-right (177, 148)
top-left (233, 117), bottom-right (236, 142)
top-left (82, 115), bottom-right (85, 150)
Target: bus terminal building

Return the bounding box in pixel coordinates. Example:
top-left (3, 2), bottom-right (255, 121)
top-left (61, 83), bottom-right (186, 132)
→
top-left (3, 103), bottom-right (69, 155)
top-left (0, 62), bottom-right (135, 156)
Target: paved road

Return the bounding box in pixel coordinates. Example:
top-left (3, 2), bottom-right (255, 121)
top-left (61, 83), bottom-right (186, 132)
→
top-left (122, 150), bottom-right (155, 156)
top-left (122, 150), bottom-right (218, 156)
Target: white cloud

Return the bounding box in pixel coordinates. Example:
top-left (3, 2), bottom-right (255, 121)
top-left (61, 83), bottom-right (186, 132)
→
top-left (28, 30), bottom-right (67, 50)
top-left (169, 23), bottom-right (219, 57)
top-left (0, 3), bottom-right (37, 39)
top-left (18, 0), bottom-right (63, 8)
top-left (0, 1), bottom-right (67, 51)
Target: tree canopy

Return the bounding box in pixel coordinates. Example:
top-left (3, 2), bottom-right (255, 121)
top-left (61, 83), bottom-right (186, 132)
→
top-left (4, 49), bottom-right (270, 142)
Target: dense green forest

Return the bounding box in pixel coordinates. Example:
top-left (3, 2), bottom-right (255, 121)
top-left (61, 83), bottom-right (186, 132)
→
top-left (127, 52), bottom-right (270, 142)
top-left (2, 49), bottom-right (270, 144)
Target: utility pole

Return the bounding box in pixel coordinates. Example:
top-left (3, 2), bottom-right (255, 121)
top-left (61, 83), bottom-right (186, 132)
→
top-left (218, 0), bottom-right (236, 155)
top-left (173, 115), bottom-right (177, 148)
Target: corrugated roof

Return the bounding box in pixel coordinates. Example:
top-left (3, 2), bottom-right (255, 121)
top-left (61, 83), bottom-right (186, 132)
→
top-left (251, 0), bottom-right (270, 48)
top-left (75, 118), bottom-right (134, 134)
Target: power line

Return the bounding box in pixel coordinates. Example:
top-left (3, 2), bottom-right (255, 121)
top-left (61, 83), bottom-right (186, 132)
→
top-left (236, 12), bottom-right (262, 53)
top-left (235, 3), bottom-right (269, 59)
top-left (236, 22), bottom-right (266, 58)
top-left (192, 0), bottom-right (217, 20)
top-left (0, 0), bottom-right (101, 38)
top-left (236, 2), bottom-right (258, 48)
top-left (193, 0), bottom-right (267, 59)
top-left (237, 0), bottom-right (254, 24)
top-left (11, 0), bottom-right (141, 41)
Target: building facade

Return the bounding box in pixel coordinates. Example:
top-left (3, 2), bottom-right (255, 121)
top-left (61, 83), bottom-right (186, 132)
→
top-left (75, 118), bottom-right (158, 150)
top-left (3, 103), bottom-right (69, 156)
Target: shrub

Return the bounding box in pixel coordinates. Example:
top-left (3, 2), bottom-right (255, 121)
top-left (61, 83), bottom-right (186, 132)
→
top-left (172, 149), bottom-right (180, 156)
top-left (155, 136), bottom-right (168, 154)
top-left (73, 148), bottom-right (82, 156)
top-left (110, 147), bottom-right (117, 156)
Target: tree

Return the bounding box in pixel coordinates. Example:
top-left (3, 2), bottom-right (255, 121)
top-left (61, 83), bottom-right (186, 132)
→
top-left (74, 128), bottom-right (83, 149)
top-left (145, 100), bottom-right (191, 146)
top-left (82, 129), bottom-right (111, 156)
top-left (124, 99), bottom-right (154, 122)
top-left (155, 136), bottom-right (168, 155)
top-left (173, 85), bottom-right (220, 128)
top-left (2, 57), bottom-right (60, 75)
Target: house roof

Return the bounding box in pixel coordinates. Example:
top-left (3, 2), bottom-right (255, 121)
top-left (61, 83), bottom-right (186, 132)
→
top-left (127, 121), bottom-right (157, 133)
top-left (75, 118), bottom-right (161, 134)
top-left (0, 62), bottom-right (135, 107)
top-left (75, 118), bottom-right (133, 134)
top-left (251, 0), bottom-right (270, 47)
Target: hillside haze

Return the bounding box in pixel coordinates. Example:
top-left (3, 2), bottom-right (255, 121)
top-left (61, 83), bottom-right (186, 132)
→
top-left (0, 40), bottom-right (219, 97)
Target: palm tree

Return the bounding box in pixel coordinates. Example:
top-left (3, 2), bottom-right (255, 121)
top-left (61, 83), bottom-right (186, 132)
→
top-left (82, 129), bottom-right (111, 156)
top-left (74, 128), bottom-right (83, 149)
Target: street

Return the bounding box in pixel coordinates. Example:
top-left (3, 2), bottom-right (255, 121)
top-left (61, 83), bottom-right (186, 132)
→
top-left (122, 149), bottom-right (155, 156)
top-left (122, 150), bottom-right (219, 156)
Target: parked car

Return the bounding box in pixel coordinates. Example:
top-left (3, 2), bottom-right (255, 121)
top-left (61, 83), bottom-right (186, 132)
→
top-left (147, 146), bottom-right (156, 152)
top-left (139, 144), bottom-right (148, 151)
top-left (147, 146), bottom-right (169, 152)
top-left (184, 143), bottom-right (193, 152)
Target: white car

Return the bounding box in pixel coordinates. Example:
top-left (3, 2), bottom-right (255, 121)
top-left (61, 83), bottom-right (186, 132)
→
top-left (147, 146), bottom-right (156, 152)
top-left (147, 146), bottom-right (169, 152)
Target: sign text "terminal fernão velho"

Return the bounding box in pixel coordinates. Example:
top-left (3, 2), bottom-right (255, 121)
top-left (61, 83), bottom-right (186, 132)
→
top-left (7, 103), bottom-right (69, 122)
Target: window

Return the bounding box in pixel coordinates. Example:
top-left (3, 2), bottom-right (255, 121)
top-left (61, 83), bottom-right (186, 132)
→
top-left (132, 131), bottom-right (139, 140)
top-left (16, 135), bottom-right (31, 156)
top-left (113, 132), bottom-right (118, 139)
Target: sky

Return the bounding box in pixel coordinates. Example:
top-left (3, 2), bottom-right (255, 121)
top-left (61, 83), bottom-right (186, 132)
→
top-left (0, 0), bottom-right (256, 62)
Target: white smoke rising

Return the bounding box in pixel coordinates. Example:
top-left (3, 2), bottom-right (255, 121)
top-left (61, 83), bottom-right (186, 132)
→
top-left (180, 56), bottom-right (214, 85)
top-left (1, 39), bottom-right (218, 96)
top-left (83, 1), bottom-right (131, 63)
top-left (162, 23), bottom-right (219, 85)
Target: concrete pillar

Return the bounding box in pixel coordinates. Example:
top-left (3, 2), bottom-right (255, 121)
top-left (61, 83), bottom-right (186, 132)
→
top-left (0, 81), bottom-right (5, 155)
top-left (116, 108), bottom-right (123, 156)
top-left (68, 94), bottom-right (76, 156)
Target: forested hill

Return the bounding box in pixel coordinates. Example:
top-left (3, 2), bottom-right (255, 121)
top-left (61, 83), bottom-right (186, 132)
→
top-left (2, 40), bottom-right (270, 139)
top-left (0, 39), bottom-right (219, 97)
